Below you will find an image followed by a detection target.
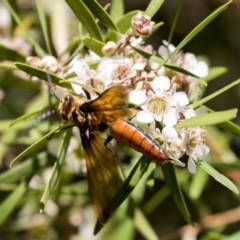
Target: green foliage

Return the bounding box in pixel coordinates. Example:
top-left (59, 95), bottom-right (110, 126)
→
top-left (0, 0), bottom-right (239, 239)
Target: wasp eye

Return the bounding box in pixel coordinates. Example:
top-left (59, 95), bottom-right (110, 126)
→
top-left (65, 95), bottom-right (71, 103)
top-left (60, 95), bottom-right (71, 109)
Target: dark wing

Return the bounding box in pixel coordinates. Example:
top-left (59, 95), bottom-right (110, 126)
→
top-left (81, 85), bottom-right (133, 124)
top-left (80, 130), bottom-right (123, 224)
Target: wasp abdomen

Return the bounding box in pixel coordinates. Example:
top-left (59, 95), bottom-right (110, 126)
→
top-left (109, 119), bottom-right (169, 162)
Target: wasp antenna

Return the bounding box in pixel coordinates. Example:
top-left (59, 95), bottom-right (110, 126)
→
top-left (35, 109), bottom-right (59, 123)
top-left (46, 71), bottom-right (61, 101)
top-left (22, 109), bottom-right (59, 132)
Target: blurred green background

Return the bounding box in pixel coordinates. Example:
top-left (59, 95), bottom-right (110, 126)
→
top-left (1, 0), bottom-right (240, 239)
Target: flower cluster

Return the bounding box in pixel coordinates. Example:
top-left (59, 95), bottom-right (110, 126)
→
top-left (26, 12), bottom-right (210, 173)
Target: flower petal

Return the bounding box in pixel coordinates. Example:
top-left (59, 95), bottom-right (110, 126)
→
top-left (151, 76), bottom-right (170, 95)
top-left (72, 58), bottom-right (90, 80)
top-left (162, 126), bottom-right (178, 142)
top-left (171, 92), bottom-right (189, 106)
top-left (163, 108), bottom-right (178, 126)
top-left (188, 157), bottom-right (197, 174)
top-left (129, 90), bottom-right (147, 106)
top-left (136, 111), bottom-right (154, 123)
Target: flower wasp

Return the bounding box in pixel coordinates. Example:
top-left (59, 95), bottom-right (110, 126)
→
top-left (56, 83), bottom-right (183, 223)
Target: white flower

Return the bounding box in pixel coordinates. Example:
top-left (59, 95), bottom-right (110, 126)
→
top-left (133, 58), bottom-right (147, 71)
top-left (158, 40), bottom-right (176, 58)
top-left (83, 50), bottom-right (101, 63)
top-left (183, 53), bottom-right (208, 78)
top-left (136, 76), bottom-right (189, 124)
top-left (180, 106), bottom-right (197, 119)
top-left (158, 41), bottom-right (209, 78)
top-left (96, 56), bottom-right (136, 85)
top-left (185, 127), bottom-right (210, 174)
top-left (187, 144), bottom-right (210, 174)
top-left (71, 58), bottom-right (91, 94)
top-left (71, 58), bottom-right (91, 81)
top-left (171, 92), bottom-right (189, 107)
top-left (167, 137), bottom-right (185, 159)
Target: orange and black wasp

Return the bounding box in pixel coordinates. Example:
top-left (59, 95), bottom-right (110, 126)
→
top-left (57, 84), bottom-right (173, 223)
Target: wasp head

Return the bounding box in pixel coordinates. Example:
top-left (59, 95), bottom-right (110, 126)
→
top-left (59, 93), bottom-right (80, 120)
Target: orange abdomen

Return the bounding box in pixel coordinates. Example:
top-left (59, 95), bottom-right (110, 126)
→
top-left (109, 119), bottom-right (169, 162)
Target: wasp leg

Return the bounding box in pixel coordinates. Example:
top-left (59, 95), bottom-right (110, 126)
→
top-left (104, 135), bottom-right (113, 147)
top-left (104, 135), bottom-right (119, 160)
top-left (104, 135), bottom-right (115, 156)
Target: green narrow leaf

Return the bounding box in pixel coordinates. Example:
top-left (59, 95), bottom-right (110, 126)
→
top-left (82, 0), bottom-right (119, 32)
top-left (40, 130), bottom-right (72, 209)
top-left (152, 21), bottom-right (164, 33)
top-left (204, 66), bottom-right (228, 83)
top-left (3, 0), bottom-right (46, 57)
top-left (9, 106), bottom-right (57, 127)
top-left (0, 153), bottom-right (50, 184)
top-left (191, 78), bottom-right (240, 109)
top-left (107, 10), bottom-right (139, 41)
top-left (15, 63), bottom-right (71, 89)
top-left (0, 63), bottom-right (18, 70)
top-left (94, 155), bottom-right (151, 234)
top-left (207, 107), bottom-right (240, 137)
top-left (0, 44), bottom-right (25, 62)
top-left (218, 120), bottom-right (240, 137)
top-left (173, 0), bottom-right (232, 53)
top-left (132, 48), bottom-right (203, 79)
top-left (110, 0), bottom-right (124, 22)
top-left (35, 0), bottom-right (52, 54)
top-left (0, 181), bottom-right (27, 225)
top-left (146, 162), bottom-right (156, 189)
top-left (65, 0), bottom-right (102, 41)
top-left (199, 161), bottom-right (239, 194)
top-left (116, 10), bottom-right (139, 33)
top-left (167, 0), bottom-right (182, 43)
top-left (10, 122), bottom-right (73, 166)
top-left (224, 230), bottom-right (240, 240)
top-left (209, 161), bottom-right (240, 172)
top-left (64, 41), bottom-right (85, 66)
top-left (165, 64), bottom-right (204, 81)
top-left (82, 37), bottom-right (104, 57)
top-left (145, 0), bottom-right (164, 17)
top-left (189, 167), bottom-right (209, 199)
top-left (177, 109), bottom-right (237, 128)
top-left (134, 208), bottom-right (158, 240)
top-left (103, 199), bottom-right (135, 240)
top-left (59, 36), bottom-right (80, 58)
top-left (162, 164), bottom-right (192, 224)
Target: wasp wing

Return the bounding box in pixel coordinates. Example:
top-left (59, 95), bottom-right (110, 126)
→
top-left (81, 85), bottom-right (133, 123)
top-left (80, 130), bottom-right (124, 224)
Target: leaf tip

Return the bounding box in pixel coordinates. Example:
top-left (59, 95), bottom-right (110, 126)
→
top-left (39, 202), bottom-right (45, 213)
top-left (10, 161), bottom-right (16, 168)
